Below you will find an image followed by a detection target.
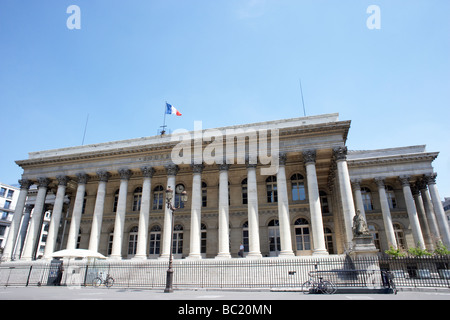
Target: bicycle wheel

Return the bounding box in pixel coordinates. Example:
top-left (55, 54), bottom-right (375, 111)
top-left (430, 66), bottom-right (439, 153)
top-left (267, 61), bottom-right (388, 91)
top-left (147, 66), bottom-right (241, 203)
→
top-left (321, 280), bottom-right (337, 294)
top-left (92, 277), bottom-right (102, 287)
top-left (105, 277), bottom-right (114, 288)
top-left (301, 281), bottom-right (315, 294)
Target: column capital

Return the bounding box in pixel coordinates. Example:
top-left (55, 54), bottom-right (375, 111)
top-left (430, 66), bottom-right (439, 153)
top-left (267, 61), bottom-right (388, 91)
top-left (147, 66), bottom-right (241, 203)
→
top-left (333, 146), bottom-right (348, 161)
top-left (416, 179), bottom-right (428, 191)
top-left (350, 179), bottom-right (362, 189)
top-left (140, 166), bottom-right (155, 178)
top-left (76, 172), bottom-right (90, 184)
top-left (398, 175), bottom-right (411, 187)
top-left (56, 175), bottom-right (69, 186)
top-left (191, 163), bottom-right (204, 174)
top-left (96, 170), bottom-right (111, 182)
top-left (37, 177), bottom-right (51, 188)
top-left (18, 179), bottom-right (32, 190)
top-left (423, 173), bottom-right (437, 185)
top-left (410, 183), bottom-right (420, 196)
top-left (165, 164), bottom-right (179, 176)
top-left (118, 168), bottom-right (132, 180)
top-left (302, 149), bottom-right (316, 165)
top-left (374, 177), bottom-right (386, 188)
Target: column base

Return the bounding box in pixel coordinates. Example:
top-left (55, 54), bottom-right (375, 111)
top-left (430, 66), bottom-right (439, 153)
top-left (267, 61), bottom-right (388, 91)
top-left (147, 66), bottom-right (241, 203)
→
top-left (215, 253), bottom-right (232, 259)
top-left (312, 249), bottom-right (329, 256)
top-left (278, 251), bottom-right (295, 257)
top-left (132, 255), bottom-right (148, 260)
top-left (108, 255), bottom-right (122, 261)
top-left (186, 254), bottom-right (202, 260)
top-left (246, 252), bottom-right (263, 259)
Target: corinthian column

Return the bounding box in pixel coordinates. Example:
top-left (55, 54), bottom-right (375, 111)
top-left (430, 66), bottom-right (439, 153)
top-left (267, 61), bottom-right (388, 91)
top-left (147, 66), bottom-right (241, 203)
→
top-left (333, 146), bottom-right (356, 248)
top-left (246, 162), bottom-right (262, 259)
top-left (188, 164), bottom-right (204, 259)
top-left (277, 153), bottom-right (294, 257)
top-left (399, 176), bottom-right (425, 249)
top-left (134, 166), bottom-right (154, 259)
top-left (425, 173), bottom-right (450, 247)
top-left (375, 177), bottom-right (397, 249)
top-left (44, 175), bottom-right (69, 259)
top-left (110, 169), bottom-right (132, 259)
top-left (2, 179), bottom-right (32, 261)
top-left (88, 171), bottom-right (110, 253)
top-left (66, 173), bottom-right (89, 250)
top-left (303, 150), bottom-right (328, 255)
top-left (21, 177), bottom-right (50, 260)
top-left (216, 164), bottom-right (231, 259)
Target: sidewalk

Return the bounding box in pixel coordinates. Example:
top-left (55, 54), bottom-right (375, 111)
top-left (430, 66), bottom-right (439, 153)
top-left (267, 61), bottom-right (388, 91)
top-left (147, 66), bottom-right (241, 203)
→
top-left (1, 286), bottom-right (449, 300)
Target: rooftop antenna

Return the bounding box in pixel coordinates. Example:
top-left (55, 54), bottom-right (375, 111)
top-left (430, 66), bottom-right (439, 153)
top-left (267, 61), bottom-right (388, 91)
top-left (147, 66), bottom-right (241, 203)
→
top-left (81, 113), bottom-right (89, 145)
top-left (299, 79), bottom-right (306, 117)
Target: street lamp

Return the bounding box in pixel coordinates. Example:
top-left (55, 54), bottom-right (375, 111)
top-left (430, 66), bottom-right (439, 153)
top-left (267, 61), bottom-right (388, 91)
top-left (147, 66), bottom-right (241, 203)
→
top-left (164, 186), bottom-right (188, 293)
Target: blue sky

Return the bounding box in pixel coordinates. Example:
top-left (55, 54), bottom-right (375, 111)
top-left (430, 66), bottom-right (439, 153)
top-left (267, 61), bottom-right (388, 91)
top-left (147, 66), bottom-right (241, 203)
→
top-left (0, 0), bottom-right (449, 198)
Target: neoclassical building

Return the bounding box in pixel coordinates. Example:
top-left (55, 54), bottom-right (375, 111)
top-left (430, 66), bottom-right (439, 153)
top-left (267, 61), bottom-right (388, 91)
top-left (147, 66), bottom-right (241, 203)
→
top-left (2, 113), bottom-right (449, 261)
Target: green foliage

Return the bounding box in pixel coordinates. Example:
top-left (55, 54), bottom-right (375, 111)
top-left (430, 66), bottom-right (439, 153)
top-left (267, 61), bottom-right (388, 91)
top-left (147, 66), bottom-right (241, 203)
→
top-left (433, 242), bottom-right (450, 256)
top-left (385, 246), bottom-right (406, 258)
top-left (407, 244), bottom-right (432, 257)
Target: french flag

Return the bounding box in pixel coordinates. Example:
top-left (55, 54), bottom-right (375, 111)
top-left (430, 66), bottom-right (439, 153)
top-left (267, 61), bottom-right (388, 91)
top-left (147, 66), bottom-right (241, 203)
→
top-left (166, 103), bottom-right (182, 116)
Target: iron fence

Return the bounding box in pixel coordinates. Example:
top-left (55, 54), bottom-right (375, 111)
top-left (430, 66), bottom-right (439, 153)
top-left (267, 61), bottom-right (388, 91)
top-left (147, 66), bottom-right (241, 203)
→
top-left (0, 255), bottom-right (449, 290)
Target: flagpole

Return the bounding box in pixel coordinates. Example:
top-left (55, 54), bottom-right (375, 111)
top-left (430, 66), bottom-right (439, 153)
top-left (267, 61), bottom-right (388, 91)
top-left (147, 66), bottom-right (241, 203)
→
top-left (160, 101), bottom-right (167, 135)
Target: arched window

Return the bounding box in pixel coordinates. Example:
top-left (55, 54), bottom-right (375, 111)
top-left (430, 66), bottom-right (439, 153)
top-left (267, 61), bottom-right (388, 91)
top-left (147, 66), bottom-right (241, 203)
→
top-left (152, 185), bottom-right (164, 210)
top-left (361, 187), bottom-right (373, 211)
top-left (113, 189), bottom-right (119, 212)
top-left (268, 219), bottom-right (280, 255)
top-left (202, 182), bottom-right (207, 207)
top-left (291, 174), bottom-right (306, 201)
top-left (242, 221), bottom-right (249, 252)
top-left (324, 227), bottom-right (334, 254)
top-left (266, 176), bottom-right (277, 203)
top-left (319, 191), bottom-right (330, 214)
top-left (393, 223), bottom-right (406, 249)
top-left (128, 226), bottom-right (138, 256)
top-left (201, 223), bottom-right (207, 254)
top-left (241, 178), bottom-right (248, 205)
top-left (173, 224), bottom-right (184, 255)
top-left (294, 218), bottom-right (310, 251)
top-left (133, 187), bottom-right (143, 211)
top-left (386, 185), bottom-right (397, 209)
top-left (149, 225), bottom-right (161, 256)
top-left (368, 224), bottom-right (380, 250)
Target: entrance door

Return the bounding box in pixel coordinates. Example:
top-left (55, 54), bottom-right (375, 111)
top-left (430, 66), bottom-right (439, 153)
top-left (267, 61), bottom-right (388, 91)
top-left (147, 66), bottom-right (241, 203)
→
top-left (268, 219), bottom-right (280, 257)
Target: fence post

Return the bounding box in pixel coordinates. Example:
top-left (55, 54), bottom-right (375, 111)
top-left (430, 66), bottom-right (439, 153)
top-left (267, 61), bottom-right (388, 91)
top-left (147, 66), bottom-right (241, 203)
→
top-left (26, 265), bottom-right (33, 287)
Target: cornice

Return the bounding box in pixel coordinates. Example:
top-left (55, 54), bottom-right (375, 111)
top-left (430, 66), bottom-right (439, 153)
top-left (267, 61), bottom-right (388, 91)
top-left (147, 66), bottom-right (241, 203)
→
top-left (16, 119), bottom-right (350, 168)
top-left (347, 152), bottom-right (439, 168)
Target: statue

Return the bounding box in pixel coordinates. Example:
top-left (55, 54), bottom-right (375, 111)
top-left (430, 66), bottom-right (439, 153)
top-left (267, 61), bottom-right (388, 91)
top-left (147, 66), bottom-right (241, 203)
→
top-left (352, 210), bottom-right (370, 237)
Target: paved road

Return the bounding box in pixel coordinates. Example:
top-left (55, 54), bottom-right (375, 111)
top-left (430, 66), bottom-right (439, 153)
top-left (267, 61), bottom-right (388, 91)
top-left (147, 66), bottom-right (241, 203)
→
top-left (1, 286), bottom-right (449, 300)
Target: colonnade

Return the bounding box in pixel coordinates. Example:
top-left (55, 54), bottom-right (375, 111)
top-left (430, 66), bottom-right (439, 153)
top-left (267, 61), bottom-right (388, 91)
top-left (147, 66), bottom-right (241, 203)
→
top-left (351, 173), bottom-right (450, 251)
top-left (3, 147), bottom-right (449, 262)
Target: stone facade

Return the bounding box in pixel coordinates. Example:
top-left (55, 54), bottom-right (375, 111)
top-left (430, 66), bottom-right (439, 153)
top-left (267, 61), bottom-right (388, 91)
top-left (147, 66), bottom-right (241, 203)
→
top-left (2, 113), bottom-right (449, 261)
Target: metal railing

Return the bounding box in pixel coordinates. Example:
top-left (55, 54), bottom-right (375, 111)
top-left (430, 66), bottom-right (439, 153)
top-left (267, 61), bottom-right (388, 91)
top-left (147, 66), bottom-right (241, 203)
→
top-left (1, 255), bottom-right (449, 289)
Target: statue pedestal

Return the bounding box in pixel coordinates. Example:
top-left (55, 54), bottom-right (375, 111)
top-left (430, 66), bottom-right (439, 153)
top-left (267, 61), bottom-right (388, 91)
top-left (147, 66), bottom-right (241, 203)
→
top-left (350, 235), bottom-right (378, 257)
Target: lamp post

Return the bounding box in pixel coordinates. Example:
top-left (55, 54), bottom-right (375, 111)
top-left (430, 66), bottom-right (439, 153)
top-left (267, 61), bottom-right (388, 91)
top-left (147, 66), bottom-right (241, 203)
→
top-left (164, 186), bottom-right (188, 293)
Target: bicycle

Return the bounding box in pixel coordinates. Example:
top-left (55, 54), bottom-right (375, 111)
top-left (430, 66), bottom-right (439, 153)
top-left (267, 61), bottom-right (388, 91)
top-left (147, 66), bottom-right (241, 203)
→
top-left (92, 273), bottom-right (115, 288)
top-left (302, 274), bottom-right (337, 294)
